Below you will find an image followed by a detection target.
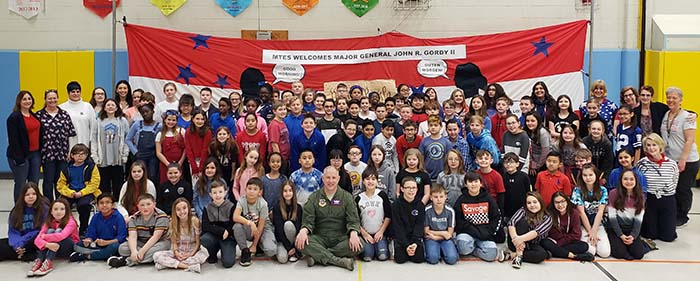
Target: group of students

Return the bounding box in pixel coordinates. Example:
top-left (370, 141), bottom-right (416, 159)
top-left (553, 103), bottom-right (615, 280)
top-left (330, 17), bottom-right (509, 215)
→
top-left (2, 78), bottom-right (695, 274)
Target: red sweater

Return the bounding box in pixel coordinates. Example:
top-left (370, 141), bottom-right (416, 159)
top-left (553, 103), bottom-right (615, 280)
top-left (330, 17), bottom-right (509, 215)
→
top-left (535, 170), bottom-right (573, 206)
top-left (489, 113), bottom-right (508, 149)
top-left (235, 130), bottom-right (267, 164)
top-left (548, 210), bottom-right (583, 246)
top-left (396, 135), bottom-right (423, 167)
top-left (24, 114), bottom-right (40, 152)
top-left (477, 169), bottom-right (506, 201)
top-left (185, 129), bottom-right (212, 175)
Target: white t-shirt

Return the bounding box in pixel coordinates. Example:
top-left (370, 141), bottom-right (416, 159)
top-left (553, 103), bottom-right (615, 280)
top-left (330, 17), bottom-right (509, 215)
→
top-left (661, 110), bottom-right (699, 162)
top-left (60, 100), bottom-right (96, 149)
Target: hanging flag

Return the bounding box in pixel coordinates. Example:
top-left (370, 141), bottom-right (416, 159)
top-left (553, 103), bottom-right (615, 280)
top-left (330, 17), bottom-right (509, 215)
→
top-left (151, 0), bottom-right (187, 16)
top-left (215, 0), bottom-right (251, 17)
top-left (283, 0), bottom-right (318, 16)
top-left (8, 0), bottom-right (42, 19)
top-left (124, 20), bottom-right (589, 107)
top-left (83, 0), bottom-right (120, 18)
top-left (342, 0), bottom-right (378, 17)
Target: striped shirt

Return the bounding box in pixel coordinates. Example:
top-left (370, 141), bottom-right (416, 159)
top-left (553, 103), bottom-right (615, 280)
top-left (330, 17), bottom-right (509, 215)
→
top-left (636, 156), bottom-right (679, 198)
top-left (607, 189), bottom-right (645, 238)
top-left (508, 207), bottom-right (552, 243)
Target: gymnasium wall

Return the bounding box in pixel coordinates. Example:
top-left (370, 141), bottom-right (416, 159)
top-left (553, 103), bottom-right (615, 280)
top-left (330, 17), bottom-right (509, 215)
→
top-left (0, 0), bottom-right (694, 173)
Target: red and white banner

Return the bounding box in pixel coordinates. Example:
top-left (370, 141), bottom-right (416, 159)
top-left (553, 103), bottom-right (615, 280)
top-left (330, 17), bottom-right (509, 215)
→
top-left (125, 20), bottom-right (588, 107)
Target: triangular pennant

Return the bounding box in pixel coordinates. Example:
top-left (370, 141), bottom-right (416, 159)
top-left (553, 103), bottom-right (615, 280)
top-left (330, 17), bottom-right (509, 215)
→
top-left (283, 0), bottom-right (319, 16)
top-left (8, 0), bottom-right (42, 19)
top-left (83, 0), bottom-right (121, 19)
top-left (151, 0), bottom-right (187, 16)
top-left (342, 0), bottom-right (378, 17)
top-left (215, 0), bottom-right (252, 17)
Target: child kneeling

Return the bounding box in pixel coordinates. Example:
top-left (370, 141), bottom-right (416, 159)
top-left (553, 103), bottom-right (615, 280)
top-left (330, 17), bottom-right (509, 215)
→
top-left (154, 198), bottom-right (209, 273)
top-left (233, 178), bottom-right (276, 266)
top-left (108, 194), bottom-right (170, 268)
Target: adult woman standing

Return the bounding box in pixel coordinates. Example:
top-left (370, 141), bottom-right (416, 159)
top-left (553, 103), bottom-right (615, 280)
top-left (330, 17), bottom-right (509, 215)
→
top-left (636, 133), bottom-right (678, 241)
top-left (529, 81), bottom-right (556, 122)
top-left (613, 86), bottom-right (640, 135)
top-left (114, 80), bottom-right (133, 112)
top-left (35, 90), bottom-right (76, 201)
top-left (660, 87), bottom-right (699, 228)
top-left (634, 85), bottom-right (668, 136)
top-left (579, 80), bottom-right (618, 139)
top-left (6, 91), bottom-right (42, 201)
top-left (59, 81), bottom-right (96, 150)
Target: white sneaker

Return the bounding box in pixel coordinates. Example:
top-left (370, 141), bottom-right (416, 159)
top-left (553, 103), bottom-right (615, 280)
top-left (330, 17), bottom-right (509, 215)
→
top-left (185, 264), bottom-right (201, 273)
top-left (154, 263), bottom-right (166, 270)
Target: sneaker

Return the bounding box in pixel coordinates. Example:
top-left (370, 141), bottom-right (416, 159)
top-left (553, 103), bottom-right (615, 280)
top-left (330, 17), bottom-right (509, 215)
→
top-left (27, 259), bottom-right (42, 277)
top-left (34, 260), bottom-right (53, 276)
top-left (641, 237), bottom-right (658, 251)
top-left (154, 263), bottom-right (167, 270)
top-left (70, 252), bottom-right (86, 263)
top-left (239, 248), bottom-right (252, 267)
top-left (288, 254), bottom-right (299, 263)
top-left (207, 256), bottom-right (218, 264)
top-left (573, 252), bottom-right (595, 262)
top-left (185, 264), bottom-right (201, 273)
top-left (511, 255), bottom-right (522, 269)
top-left (108, 256), bottom-right (127, 268)
top-left (497, 250), bottom-right (511, 262)
top-left (362, 256), bottom-right (372, 262)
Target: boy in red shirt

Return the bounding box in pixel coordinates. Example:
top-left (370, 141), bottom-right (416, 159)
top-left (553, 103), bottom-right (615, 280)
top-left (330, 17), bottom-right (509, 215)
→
top-left (489, 96), bottom-right (511, 149)
top-left (534, 151), bottom-right (573, 206)
top-left (475, 150), bottom-right (506, 213)
top-left (396, 120), bottom-right (422, 168)
top-left (268, 101), bottom-right (290, 173)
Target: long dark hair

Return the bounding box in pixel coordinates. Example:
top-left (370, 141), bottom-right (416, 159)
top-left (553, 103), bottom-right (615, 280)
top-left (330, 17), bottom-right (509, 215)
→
top-left (114, 80), bottom-right (133, 107)
top-left (13, 90), bottom-right (34, 112)
top-left (11, 182), bottom-right (47, 230)
top-left (47, 198), bottom-right (72, 229)
top-left (578, 163), bottom-right (603, 202)
top-left (524, 191), bottom-right (548, 227)
top-left (189, 109), bottom-right (211, 137)
top-left (122, 161), bottom-right (149, 215)
top-left (197, 157), bottom-right (223, 196)
top-left (552, 94), bottom-right (574, 116)
top-left (484, 83), bottom-right (506, 110)
top-left (524, 112), bottom-right (544, 145)
top-left (614, 169), bottom-right (645, 215)
top-left (89, 87), bottom-right (107, 108)
top-left (547, 191), bottom-right (573, 230)
top-left (279, 180), bottom-right (299, 222)
top-left (530, 81), bottom-right (556, 112)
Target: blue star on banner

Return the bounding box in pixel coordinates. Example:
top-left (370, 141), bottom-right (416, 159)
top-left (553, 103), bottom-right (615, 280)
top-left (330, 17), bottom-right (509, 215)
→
top-left (190, 34), bottom-right (211, 49)
top-left (214, 74), bottom-right (230, 89)
top-left (531, 36), bottom-right (553, 58)
top-left (176, 64), bottom-right (196, 85)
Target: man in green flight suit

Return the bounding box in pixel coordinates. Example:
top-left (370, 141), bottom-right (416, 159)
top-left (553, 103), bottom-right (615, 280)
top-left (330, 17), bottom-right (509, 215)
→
top-left (295, 166), bottom-right (363, 271)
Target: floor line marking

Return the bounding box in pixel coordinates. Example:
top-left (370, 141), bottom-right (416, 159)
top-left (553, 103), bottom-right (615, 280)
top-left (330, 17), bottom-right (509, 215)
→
top-left (357, 260), bottom-right (362, 281)
top-left (593, 261), bottom-right (619, 281)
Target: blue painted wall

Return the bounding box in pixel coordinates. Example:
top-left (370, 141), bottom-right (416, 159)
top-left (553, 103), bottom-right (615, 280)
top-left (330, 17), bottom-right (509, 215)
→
top-left (0, 48), bottom-right (640, 173)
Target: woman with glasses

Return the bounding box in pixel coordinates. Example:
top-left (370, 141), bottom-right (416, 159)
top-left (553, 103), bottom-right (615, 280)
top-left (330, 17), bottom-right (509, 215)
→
top-left (35, 89), bottom-right (76, 201)
top-left (634, 85), bottom-right (669, 136)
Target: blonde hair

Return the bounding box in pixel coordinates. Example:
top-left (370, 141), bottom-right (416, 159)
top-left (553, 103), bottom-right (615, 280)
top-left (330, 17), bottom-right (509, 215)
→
top-left (169, 198), bottom-right (199, 244)
top-left (642, 133), bottom-right (666, 152)
top-left (404, 148), bottom-right (425, 171)
top-left (443, 149), bottom-right (466, 175)
top-left (590, 80), bottom-right (607, 96)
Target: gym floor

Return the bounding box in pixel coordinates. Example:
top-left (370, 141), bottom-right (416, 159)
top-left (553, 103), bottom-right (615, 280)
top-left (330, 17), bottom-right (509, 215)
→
top-left (0, 180), bottom-right (697, 281)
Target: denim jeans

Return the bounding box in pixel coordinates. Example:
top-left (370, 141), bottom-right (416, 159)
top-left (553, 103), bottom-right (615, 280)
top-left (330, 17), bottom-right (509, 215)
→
top-left (41, 159), bottom-right (66, 201)
top-left (362, 237), bottom-right (388, 261)
top-left (73, 242), bottom-right (120, 260)
top-left (424, 238), bottom-right (458, 265)
top-left (200, 233), bottom-right (236, 268)
top-left (455, 233), bottom-right (498, 261)
top-left (8, 151), bottom-right (41, 201)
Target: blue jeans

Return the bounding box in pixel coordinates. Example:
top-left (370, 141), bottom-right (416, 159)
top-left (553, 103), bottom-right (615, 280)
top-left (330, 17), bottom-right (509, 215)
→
top-left (37, 228), bottom-right (74, 261)
top-left (137, 156), bottom-right (159, 184)
top-left (73, 242), bottom-right (120, 260)
top-left (362, 237), bottom-right (388, 261)
top-left (41, 159), bottom-right (66, 201)
top-left (8, 151), bottom-right (41, 201)
top-left (455, 233), bottom-right (498, 261)
top-left (200, 233), bottom-right (236, 268)
top-left (424, 238), bottom-right (458, 265)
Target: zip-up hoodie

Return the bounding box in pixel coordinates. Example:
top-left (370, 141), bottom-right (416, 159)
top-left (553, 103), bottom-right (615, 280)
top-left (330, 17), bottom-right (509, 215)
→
top-left (453, 187), bottom-right (501, 241)
top-left (466, 128), bottom-right (500, 165)
top-left (201, 199), bottom-right (235, 239)
top-left (582, 135), bottom-right (614, 178)
top-left (391, 196), bottom-right (425, 246)
top-left (56, 159), bottom-right (101, 198)
top-left (376, 162), bottom-right (397, 202)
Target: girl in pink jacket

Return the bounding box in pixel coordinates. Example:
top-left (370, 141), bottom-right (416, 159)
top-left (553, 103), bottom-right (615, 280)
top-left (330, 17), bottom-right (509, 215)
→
top-left (29, 198), bottom-right (79, 277)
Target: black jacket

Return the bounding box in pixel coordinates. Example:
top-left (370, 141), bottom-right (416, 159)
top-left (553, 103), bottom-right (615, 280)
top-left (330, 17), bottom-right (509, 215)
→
top-left (6, 111), bottom-right (43, 163)
top-left (453, 188), bottom-right (501, 241)
top-left (157, 179), bottom-right (193, 215)
top-left (634, 102), bottom-right (668, 136)
top-left (272, 203), bottom-right (303, 250)
top-left (391, 196), bottom-right (424, 246)
top-left (201, 200), bottom-right (235, 239)
top-left (582, 135), bottom-right (614, 178)
top-left (326, 132), bottom-right (354, 162)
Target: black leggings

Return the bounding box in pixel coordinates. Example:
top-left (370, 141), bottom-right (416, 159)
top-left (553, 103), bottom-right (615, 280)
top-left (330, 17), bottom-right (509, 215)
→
top-left (394, 241), bottom-right (425, 264)
top-left (540, 238), bottom-right (589, 259)
top-left (507, 219), bottom-right (548, 263)
top-left (98, 165), bottom-right (123, 200)
top-left (608, 231), bottom-right (644, 260)
top-left (0, 237), bottom-right (39, 262)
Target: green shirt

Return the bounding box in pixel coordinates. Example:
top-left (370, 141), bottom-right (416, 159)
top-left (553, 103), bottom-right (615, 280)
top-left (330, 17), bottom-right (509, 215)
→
top-left (301, 187), bottom-right (360, 238)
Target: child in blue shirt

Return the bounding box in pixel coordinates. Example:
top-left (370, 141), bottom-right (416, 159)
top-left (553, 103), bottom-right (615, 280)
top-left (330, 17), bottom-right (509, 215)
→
top-left (354, 120), bottom-right (375, 163)
top-left (419, 116), bottom-right (453, 179)
top-left (290, 150), bottom-right (323, 206)
top-left (290, 114), bottom-right (327, 171)
top-left (71, 193), bottom-right (127, 261)
top-left (615, 105), bottom-right (643, 164)
top-left (56, 144), bottom-right (101, 236)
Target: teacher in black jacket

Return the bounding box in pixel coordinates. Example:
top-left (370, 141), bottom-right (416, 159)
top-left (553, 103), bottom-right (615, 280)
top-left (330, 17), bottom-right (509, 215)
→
top-left (6, 91), bottom-right (42, 201)
top-left (635, 85), bottom-right (669, 136)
